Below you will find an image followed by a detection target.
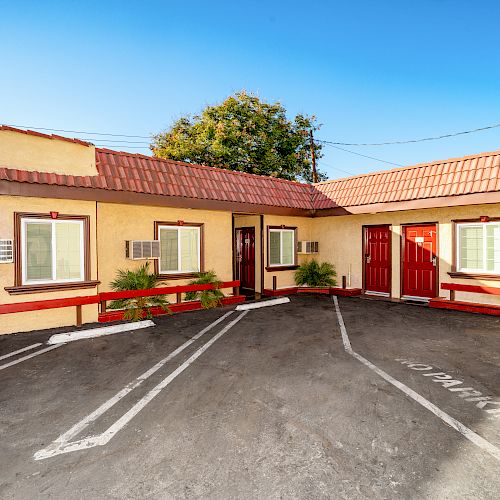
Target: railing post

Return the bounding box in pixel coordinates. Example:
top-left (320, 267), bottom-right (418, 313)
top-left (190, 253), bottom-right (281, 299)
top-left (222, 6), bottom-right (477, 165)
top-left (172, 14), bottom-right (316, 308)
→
top-left (100, 300), bottom-right (107, 314)
top-left (233, 284), bottom-right (240, 296)
top-left (273, 276), bottom-right (277, 291)
top-left (76, 305), bottom-right (82, 327)
top-left (176, 292), bottom-right (182, 304)
top-left (450, 289), bottom-right (455, 301)
top-left (342, 275), bottom-right (347, 288)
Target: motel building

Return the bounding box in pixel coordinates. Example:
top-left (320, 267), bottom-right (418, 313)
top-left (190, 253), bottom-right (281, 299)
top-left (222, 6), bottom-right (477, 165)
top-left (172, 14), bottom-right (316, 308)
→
top-left (1, 125), bottom-right (500, 335)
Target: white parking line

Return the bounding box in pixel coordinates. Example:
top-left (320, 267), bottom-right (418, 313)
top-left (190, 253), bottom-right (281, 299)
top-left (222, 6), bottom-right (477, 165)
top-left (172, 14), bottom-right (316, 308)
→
top-left (332, 296), bottom-right (500, 463)
top-left (0, 344), bottom-right (63, 371)
top-left (34, 310), bottom-right (246, 460)
top-left (0, 343), bottom-right (43, 361)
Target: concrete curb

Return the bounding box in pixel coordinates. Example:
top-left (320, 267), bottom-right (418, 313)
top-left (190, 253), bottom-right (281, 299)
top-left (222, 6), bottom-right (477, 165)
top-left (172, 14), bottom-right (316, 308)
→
top-left (236, 297), bottom-right (290, 311)
top-left (47, 320), bottom-right (155, 345)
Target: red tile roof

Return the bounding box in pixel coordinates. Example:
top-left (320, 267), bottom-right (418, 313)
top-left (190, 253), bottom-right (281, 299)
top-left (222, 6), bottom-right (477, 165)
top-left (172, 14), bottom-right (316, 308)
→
top-left (0, 148), bottom-right (315, 210)
top-left (1, 128), bottom-right (499, 212)
top-left (94, 149), bottom-right (315, 209)
top-left (313, 150), bottom-right (500, 209)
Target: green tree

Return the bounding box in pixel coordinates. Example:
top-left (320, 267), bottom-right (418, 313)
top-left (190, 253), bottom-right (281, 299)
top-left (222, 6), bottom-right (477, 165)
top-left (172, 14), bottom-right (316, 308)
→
top-left (151, 91), bottom-right (325, 182)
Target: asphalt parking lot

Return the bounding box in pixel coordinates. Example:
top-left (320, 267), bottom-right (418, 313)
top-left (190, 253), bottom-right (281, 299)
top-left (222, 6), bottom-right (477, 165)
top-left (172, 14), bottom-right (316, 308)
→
top-left (0, 295), bottom-right (499, 499)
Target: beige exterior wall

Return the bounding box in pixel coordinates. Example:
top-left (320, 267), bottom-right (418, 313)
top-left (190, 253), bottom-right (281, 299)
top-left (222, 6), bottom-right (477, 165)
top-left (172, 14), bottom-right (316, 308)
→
top-left (262, 215), bottom-right (314, 290)
top-left (2, 192), bottom-right (500, 335)
top-left (311, 203), bottom-right (500, 305)
top-left (0, 196), bottom-right (98, 335)
top-left (0, 130), bottom-right (97, 176)
top-left (96, 203), bottom-right (233, 300)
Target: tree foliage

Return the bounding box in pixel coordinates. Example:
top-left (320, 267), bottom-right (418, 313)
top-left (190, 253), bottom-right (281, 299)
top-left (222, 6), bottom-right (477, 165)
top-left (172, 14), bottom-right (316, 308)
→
top-left (151, 91), bottom-right (325, 182)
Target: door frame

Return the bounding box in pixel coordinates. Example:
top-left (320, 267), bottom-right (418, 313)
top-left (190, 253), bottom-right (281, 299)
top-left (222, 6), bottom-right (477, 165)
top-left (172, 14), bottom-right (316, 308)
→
top-left (234, 225), bottom-right (256, 292)
top-left (400, 222), bottom-right (439, 299)
top-left (362, 224), bottom-right (392, 296)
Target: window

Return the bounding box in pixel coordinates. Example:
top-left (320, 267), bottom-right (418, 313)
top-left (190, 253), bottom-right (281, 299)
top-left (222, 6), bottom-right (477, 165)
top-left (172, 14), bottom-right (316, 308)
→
top-left (21, 218), bottom-right (84, 285)
top-left (457, 222), bottom-right (500, 274)
top-left (157, 224), bottom-right (201, 275)
top-left (268, 227), bottom-right (296, 267)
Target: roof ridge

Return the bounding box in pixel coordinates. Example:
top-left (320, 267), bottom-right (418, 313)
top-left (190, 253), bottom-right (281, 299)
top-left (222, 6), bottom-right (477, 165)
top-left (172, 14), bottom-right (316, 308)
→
top-left (314, 148), bottom-right (500, 186)
top-left (96, 148), bottom-right (311, 189)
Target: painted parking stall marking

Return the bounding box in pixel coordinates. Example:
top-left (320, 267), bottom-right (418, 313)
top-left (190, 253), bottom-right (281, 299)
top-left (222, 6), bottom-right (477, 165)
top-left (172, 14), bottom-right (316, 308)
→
top-left (396, 359), bottom-right (500, 418)
top-left (0, 343), bottom-right (64, 371)
top-left (0, 342), bottom-right (43, 361)
top-left (34, 310), bottom-right (248, 460)
top-left (332, 296), bottom-right (500, 463)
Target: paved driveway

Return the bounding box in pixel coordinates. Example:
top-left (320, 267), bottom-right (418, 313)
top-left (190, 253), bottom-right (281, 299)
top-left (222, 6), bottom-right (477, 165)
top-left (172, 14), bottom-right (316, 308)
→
top-left (0, 296), bottom-right (499, 499)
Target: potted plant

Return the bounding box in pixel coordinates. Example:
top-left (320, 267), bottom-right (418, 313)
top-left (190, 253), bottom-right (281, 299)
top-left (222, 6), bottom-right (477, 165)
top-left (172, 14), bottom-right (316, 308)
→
top-left (185, 271), bottom-right (224, 309)
top-left (294, 259), bottom-right (337, 289)
top-left (108, 262), bottom-right (170, 321)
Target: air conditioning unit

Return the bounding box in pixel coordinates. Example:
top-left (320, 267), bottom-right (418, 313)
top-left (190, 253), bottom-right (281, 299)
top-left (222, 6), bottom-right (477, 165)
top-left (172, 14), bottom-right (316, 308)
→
top-left (297, 241), bottom-right (319, 254)
top-left (126, 240), bottom-right (160, 260)
top-left (0, 239), bottom-right (14, 263)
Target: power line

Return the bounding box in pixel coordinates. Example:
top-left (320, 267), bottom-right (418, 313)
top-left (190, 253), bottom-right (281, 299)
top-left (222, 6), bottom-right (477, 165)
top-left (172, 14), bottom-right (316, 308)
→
top-left (321, 143), bottom-right (404, 167)
top-left (5, 120), bottom-right (500, 148)
top-left (317, 122), bottom-right (500, 146)
top-left (3, 123), bottom-right (152, 139)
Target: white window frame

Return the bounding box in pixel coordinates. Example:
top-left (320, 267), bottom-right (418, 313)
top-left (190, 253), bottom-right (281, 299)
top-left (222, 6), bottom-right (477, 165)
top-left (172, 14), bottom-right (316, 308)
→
top-left (456, 221), bottom-right (500, 274)
top-left (21, 218), bottom-right (85, 285)
top-left (158, 224), bottom-right (201, 275)
top-left (269, 228), bottom-right (296, 267)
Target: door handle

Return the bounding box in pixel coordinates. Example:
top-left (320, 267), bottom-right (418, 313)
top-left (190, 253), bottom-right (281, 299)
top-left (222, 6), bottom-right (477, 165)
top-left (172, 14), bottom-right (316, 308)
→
top-left (432, 256), bottom-right (437, 266)
top-left (366, 255), bottom-right (371, 264)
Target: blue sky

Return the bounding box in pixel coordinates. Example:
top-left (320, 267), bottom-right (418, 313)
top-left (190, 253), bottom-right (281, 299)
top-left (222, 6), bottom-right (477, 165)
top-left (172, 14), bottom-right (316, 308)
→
top-left (1, 0), bottom-right (499, 179)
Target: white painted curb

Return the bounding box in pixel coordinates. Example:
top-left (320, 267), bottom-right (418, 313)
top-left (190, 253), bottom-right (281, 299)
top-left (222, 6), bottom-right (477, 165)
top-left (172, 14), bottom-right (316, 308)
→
top-left (47, 320), bottom-right (155, 345)
top-left (236, 297), bottom-right (290, 311)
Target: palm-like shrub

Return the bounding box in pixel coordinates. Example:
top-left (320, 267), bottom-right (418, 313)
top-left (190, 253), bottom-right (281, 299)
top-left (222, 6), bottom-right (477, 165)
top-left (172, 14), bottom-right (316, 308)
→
top-left (109, 262), bottom-right (170, 321)
top-left (294, 259), bottom-right (337, 287)
top-left (185, 270), bottom-right (224, 309)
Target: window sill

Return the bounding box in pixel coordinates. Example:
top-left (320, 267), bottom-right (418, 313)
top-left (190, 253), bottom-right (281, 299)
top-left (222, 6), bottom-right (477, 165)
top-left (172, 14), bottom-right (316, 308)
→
top-left (447, 272), bottom-right (500, 281)
top-left (5, 280), bottom-right (100, 295)
top-left (265, 265), bottom-right (299, 272)
top-left (157, 272), bottom-right (201, 280)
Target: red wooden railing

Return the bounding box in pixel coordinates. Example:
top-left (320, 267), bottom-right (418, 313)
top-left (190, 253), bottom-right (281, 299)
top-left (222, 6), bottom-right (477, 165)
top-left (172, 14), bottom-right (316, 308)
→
top-left (0, 281), bottom-right (242, 326)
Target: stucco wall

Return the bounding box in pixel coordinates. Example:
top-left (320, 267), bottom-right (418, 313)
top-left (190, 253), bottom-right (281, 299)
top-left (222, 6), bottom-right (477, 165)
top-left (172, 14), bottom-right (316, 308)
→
top-left (311, 203), bottom-right (500, 304)
top-left (0, 130), bottom-right (97, 176)
top-left (0, 196), bottom-right (98, 334)
top-left (96, 203), bottom-right (233, 299)
top-left (262, 215), bottom-right (314, 290)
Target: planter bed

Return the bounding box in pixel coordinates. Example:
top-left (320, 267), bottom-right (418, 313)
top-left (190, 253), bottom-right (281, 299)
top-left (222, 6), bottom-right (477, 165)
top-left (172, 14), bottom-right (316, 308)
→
top-left (98, 295), bottom-right (245, 322)
top-left (263, 287), bottom-right (362, 297)
top-left (429, 297), bottom-right (500, 316)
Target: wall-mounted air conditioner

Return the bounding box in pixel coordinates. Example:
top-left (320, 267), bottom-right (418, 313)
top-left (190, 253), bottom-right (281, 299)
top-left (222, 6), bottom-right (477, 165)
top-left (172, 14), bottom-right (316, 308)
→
top-left (126, 240), bottom-right (160, 260)
top-left (297, 241), bottom-right (319, 254)
top-left (0, 239), bottom-right (14, 263)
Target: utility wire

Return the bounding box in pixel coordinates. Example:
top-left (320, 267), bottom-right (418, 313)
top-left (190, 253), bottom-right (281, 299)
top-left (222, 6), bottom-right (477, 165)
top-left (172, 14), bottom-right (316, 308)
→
top-left (317, 122), bottom-right (500, 146)
top-left (321, 143), bottom-right (404, 167)
top-left (4, 121), bottom-right (500, 146)
top-left (3, 123), bottom-right (152, 139)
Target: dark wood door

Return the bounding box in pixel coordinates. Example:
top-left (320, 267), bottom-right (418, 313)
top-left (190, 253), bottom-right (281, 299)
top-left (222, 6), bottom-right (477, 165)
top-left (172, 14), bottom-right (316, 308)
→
top-left (364, 226), bottom-right (391, 294)
top-left (402, 224), bottom-right (438, 298)
top-left (236, 227), bottom-right (255, 291)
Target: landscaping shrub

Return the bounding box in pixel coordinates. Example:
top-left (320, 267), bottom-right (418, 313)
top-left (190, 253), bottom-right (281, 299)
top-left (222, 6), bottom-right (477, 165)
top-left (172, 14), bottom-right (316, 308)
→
top-left (294, 259), bottom-right (337, 287)
top-left (108, 262), bottom-right (170, 321)
top-left (185, 271), bottom-right (224, 309)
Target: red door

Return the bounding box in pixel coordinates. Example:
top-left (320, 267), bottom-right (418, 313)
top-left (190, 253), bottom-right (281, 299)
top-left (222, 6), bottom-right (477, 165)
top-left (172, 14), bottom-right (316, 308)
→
top-left (402, 224), bottom-right (437, 299)
top-left (364, 226), bottom-right (391, 294)
top-left (236, 227), bottom-right (255, 291)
